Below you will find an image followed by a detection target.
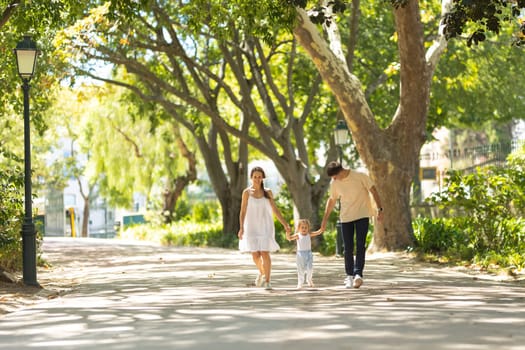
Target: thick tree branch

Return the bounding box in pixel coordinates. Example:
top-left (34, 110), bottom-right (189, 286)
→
top-left (389, 0), bottom-right (429, 152)
top-left (255, 39), bottom-right (289, 115)
top-left (293, 8), bottom-right (381, 150)
top-left (0, 0), bottom-right (19, 28)
top-left (425, 0), bottom-right (453, 75)
top-left (346, 0), bottom-right (360, 73)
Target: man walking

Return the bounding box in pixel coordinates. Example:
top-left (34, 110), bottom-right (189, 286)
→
top-left (316, 161), bottom-right (383, 288)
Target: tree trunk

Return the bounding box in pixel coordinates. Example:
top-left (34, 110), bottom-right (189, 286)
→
top-left (195, 127), bottom-right (247, 237)
top-left (81, 199), bottom-right (89, 238)
top-left (162, 175), bottom-right (193, 223)
top-left (221, 194), bottom-right (241, 235)
top-left (162, 127), bottom-right (197, 223)
top-left (367, 161), bottom-right (415, 252)
top-left (77, 177), bottom-right (91, 238)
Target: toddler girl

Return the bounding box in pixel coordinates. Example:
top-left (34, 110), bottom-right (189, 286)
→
top-left (287, 219), bottom-right (323, 288)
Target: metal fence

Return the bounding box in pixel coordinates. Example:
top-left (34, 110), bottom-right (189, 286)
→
top-left (414, 139), bottom-right (525, 218)
top-left (420, 139), bottom-right (525, 172)
top-left (89, 224), bottom-right (117, 239)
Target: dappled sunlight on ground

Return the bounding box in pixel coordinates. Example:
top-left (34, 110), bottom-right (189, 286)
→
top-left (0, 238), bottom-right (524, 350)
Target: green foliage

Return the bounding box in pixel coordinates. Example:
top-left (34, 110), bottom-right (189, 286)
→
top-left (168, 196), bottom-right (222, 223)
top-left (429, 164), bottom-right (524, 252)
top-left (417, 149), bottom-right (525, 269)
top-left (0, 167), bottom-right (24, 271)
top-left (412, 216), bottom-right (525, 269)
top-left (120, 221), bottom-right (231, 248)
top-left (1, 0), bottom-right (85, 134)
top-left (428, 39), bottom-right (525, 133)
top-left (49, 84), bottom-right (199, 212)
top-left (443, 0), bottom-right (525, 47)
top-left (107, 0), bottom-right (299, 43)
top-left (174, 198), bottom-right (191, 221)
top-left (412, 217), bottom-right (474, 260)
top-left (191, 201), bottom-right (221, 223)
top-left (472, 249), bottom-right (525, 271)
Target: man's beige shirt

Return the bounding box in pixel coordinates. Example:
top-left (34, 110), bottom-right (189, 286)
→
top-left (329, 170), bottom-right (375, 222)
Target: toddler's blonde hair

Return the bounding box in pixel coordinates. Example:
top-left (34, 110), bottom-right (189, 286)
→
top-left (296, 219), bottom-right (311, 231)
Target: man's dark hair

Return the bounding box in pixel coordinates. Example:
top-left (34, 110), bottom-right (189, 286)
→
top-left (326, 161), bottom-right (343, 177)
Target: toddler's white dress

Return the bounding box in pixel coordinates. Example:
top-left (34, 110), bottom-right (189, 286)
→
top-left (239, 195), bottom-right (280, 252)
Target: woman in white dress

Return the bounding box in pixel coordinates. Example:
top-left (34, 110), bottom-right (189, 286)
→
top-left (238, 166), bottom-right (291, 289)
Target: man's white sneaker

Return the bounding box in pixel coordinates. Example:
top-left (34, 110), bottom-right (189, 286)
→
top-left (344, 276), bottom-right (353, 288)
top-left (264, 282), bottom-right (272, 290)
top-left (353, 275), bottom-right (363, 289)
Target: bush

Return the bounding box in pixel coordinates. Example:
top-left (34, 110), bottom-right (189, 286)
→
top-left (0, 167), bottom-right (24, 272)
top-left (421, 149), bottom-right (525, 269)
top-left (412, 217), bottom-right (473, 261)
top-left (413, 217), bottom-right (464, 253)
top-left (191, 200), bottom-right (221, 223)
top-left (121, 217), bottom-right (340, 255)
top-left (121, 221), bottom-right (229, 248)
top-left (174, 198), bottom-right (191, 221)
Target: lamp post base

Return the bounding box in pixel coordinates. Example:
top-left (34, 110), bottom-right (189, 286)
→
top-left (22, 221), bottom-right (39, 287)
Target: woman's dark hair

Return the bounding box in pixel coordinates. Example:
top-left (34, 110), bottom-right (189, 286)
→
top-left (326, 161), bottom-right (343, 177)
top-left (250, 166), bottom-right (270, 199)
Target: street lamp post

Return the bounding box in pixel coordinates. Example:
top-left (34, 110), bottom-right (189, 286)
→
top-left (14, 35), bottom-right (39, 286)
top-left (333, 120), bottom-right (349, 257)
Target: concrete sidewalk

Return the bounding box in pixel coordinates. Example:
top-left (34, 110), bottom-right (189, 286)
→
top-left (0, 237), bottom-right (524, 350)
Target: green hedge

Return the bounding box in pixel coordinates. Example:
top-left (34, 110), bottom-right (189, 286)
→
top-left (0, 167), bottom-right (24, 271)
top-left (417, 148), bottom-right (525, 270)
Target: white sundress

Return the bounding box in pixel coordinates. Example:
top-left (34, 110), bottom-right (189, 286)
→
top-left (238, 195), bottom-right (280, 253)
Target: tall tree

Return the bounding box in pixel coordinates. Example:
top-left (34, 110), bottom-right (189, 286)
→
top-left (50, 83), bottom-right (198, 223)
top-left (55, 2), bottom-right (340, 234)
top-left (292, 1), bottom-right (440, 249)
top-left (291, 0), bottom-right (524, 250)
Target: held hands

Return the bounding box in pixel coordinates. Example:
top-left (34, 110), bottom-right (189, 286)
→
top-left (283, 223), bottom-right (293, 241)
top-left (287, 233), bottom-right (299, 241)
top-left (313, 222), bottom-right (326, 235)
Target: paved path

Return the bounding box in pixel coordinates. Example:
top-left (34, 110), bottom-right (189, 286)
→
top-left (0, 237), bottom-right (524, 350)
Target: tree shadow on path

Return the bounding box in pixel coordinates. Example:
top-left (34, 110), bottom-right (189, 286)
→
top-left (0, 237), bottom-right (524, 350)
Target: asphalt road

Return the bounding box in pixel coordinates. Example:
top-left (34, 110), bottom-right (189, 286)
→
top-left (0, 237), bottom-right (524, 350)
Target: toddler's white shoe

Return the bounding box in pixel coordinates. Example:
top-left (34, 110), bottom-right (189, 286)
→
top-left (307, 278), bottom-right (314, 287)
